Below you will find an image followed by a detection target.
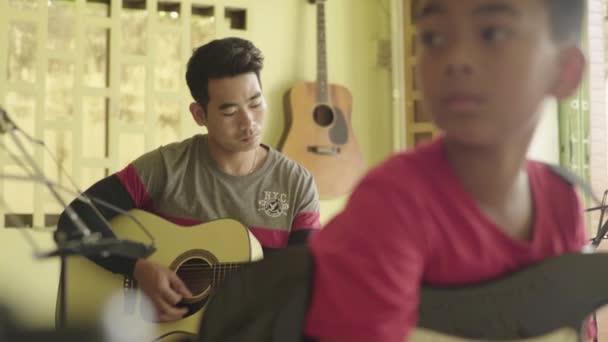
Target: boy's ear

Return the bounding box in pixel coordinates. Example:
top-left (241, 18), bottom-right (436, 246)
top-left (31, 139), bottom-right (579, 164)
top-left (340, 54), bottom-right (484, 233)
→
top-left (190, 102), bottom-right (207, 127)
top-left (550, 46), bottom-right (586, 100)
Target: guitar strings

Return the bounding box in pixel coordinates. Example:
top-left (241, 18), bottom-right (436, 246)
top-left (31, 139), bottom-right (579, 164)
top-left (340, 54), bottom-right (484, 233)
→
top-left (178, 265), bottom-right (243, 269)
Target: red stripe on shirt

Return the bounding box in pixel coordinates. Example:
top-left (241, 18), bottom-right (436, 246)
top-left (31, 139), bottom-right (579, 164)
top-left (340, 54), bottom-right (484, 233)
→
top-left (117, 164), bottom-right (297, 249)
top-left (292, 211), bottom-right (322, 231)
top-left (115, 164), bottom-right (154, 210)
top-left (248, 226), bottom-right (290, 249)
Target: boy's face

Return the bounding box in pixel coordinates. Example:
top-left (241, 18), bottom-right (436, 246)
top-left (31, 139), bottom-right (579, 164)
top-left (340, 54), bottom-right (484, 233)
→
top-left (190, 72), bottom-right (266, 153)
top-left (415, 0), bottom-right (581, 146)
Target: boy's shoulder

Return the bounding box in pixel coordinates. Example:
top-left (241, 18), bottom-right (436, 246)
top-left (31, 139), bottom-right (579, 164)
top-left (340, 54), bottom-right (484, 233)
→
top-left (540, 162), bottom-right (588, 189)
top-left (528, 161), bottom-right (593, 201)
top-left (364, 140), bottom-right (585, 201)
top-left (129, 135), bottom-right (203, 173)
top-left (156, 134), bottom-right (200, 154)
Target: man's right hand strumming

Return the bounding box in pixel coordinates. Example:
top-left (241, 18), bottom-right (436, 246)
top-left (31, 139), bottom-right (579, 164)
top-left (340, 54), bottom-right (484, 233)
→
top-left (133, 258), bottom-right (193, 322)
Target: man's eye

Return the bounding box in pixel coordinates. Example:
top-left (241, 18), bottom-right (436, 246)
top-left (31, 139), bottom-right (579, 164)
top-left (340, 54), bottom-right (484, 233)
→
top-left (222, 111), bottom-right (236, 116)
top-left (421, 31), bottom-right (445, 48)
top-left (481, 27), bottom-right (510, 43)
top-left (250, 102), bottom-right (262, 108)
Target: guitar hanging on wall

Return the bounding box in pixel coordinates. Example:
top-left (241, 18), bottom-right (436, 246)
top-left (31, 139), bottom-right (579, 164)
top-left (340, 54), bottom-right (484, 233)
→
top-left (278, 0), bottom-right (364, 200)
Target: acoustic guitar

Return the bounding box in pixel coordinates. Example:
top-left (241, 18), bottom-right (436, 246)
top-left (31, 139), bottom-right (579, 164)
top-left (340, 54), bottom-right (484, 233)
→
top-left (57, 209), bottom-right (263, 342)
top-left (199, 246), bottom-right (606, 342)
top-left (278, 0), bottom-right (364, 200)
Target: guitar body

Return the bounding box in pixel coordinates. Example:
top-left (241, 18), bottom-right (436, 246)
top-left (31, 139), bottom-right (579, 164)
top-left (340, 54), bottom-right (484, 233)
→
top-left (59, 210), bottom-right (263, 341)
top-left (200, 247), bottom-right (606, 342)
top-left (279, 82), bottom-right (364, 199)
top-left (409, 327), bottom-right (579, 342)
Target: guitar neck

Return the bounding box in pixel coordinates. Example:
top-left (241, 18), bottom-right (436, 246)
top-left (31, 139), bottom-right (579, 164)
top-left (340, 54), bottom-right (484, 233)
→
top-left (316, 1), bottom-right (329, 103)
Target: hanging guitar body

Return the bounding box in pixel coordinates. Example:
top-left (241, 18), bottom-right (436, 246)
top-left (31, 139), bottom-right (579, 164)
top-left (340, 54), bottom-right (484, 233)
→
top-left (278, 0), bottom-right (364, 200)
top-left (280, 82), bottom-right (364, 199)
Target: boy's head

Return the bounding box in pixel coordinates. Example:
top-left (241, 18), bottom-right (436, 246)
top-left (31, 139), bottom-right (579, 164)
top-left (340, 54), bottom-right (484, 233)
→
top-left (186, 38), bottom-right (266, 153)
top-left (414, 0), bottom-right (586, 147)
top-left (186, 37), bottom-right (264, 110)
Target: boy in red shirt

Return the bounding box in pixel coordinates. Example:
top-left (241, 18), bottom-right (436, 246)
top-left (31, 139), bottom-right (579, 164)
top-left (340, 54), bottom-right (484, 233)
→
top-left (304, 1), bottom-right (589, 341)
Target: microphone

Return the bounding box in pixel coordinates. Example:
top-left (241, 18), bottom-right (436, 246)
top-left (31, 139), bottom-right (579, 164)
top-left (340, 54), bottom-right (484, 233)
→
top-left (44, 193), bottom-right (157, 260)
top-left (0, 173), bottom-right (157, 260)
top-left (39, 235), bottom-right (156, 259)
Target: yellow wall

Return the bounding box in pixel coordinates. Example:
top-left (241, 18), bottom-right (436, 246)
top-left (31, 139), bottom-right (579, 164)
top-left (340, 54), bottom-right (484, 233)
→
top-left (253, 0), bottom-right (393, 222)
top-left (0, 0), bottom-right (393, 328)
top-left (0, 230), bottom-right (59, 328)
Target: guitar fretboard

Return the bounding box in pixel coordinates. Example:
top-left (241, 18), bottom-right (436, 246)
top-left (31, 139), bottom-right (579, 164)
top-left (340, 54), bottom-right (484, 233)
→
top-left (316, 1), bottom-right (329, 103)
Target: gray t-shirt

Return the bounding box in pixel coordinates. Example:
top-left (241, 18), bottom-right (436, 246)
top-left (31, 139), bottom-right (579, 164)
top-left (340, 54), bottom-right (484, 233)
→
top-left (116, 134), bottom-right (321, 248)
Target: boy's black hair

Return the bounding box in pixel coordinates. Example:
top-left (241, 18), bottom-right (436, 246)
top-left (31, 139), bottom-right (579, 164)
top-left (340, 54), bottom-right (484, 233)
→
top-left (185, 37), bottom-right (264, 109)
top-left (547, 0), bottom-right (585, 43)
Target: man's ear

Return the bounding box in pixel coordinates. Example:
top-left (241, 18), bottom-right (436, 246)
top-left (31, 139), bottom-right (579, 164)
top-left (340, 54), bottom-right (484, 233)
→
top-left (190, 102), bottom-right (207, 127)
top-left (550, 46), bottom-right (586, 100)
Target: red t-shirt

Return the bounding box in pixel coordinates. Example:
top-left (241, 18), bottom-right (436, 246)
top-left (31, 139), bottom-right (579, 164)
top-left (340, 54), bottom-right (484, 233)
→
top-left (304, 138), bottom-right (588, 342)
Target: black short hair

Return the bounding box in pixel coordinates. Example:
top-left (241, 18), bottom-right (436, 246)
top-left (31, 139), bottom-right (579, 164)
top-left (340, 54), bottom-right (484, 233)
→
top-left (185, 37), bottom-right (264, 108)
top-left (546, 0), bottom-right (585, 43)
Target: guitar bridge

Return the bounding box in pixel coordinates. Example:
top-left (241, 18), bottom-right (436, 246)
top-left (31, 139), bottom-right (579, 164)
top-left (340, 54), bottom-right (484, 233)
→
top-left (307, 145), bottom-right (341, 155)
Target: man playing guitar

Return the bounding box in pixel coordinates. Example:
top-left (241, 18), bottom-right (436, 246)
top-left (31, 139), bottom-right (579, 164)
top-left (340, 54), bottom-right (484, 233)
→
top-left (55, 37), bottom-right (321, 323)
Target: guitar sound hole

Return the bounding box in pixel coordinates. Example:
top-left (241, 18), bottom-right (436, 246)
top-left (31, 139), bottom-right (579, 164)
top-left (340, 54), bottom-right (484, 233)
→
top-left (175, 258), bottom-right (212, 296)
top-left (313, 105), bottom-right (334, 127)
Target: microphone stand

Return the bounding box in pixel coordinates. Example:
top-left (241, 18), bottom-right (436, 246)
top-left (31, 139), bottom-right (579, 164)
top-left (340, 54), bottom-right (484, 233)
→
top-left (0, 107), bottom-right (155, 329)
top-left (590, 190), bottom-right (608, 249)
top-left (1, 110), bottom-right (95, 239)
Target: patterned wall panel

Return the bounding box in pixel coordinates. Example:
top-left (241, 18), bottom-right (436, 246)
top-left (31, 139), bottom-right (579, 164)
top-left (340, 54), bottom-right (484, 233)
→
top-left (0, 0), bottom-right (250, 229)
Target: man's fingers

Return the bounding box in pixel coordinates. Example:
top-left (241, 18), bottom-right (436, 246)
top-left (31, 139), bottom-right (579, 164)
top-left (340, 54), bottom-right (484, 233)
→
top-left (157, 306), bottom-right (188, 322)
top-left (169, 273), bottom-right (193, 298)
top-left (151, 294), bottom-right (177, 315)
top-left (159, 285), bottom-right (183, 306)
top-left (152, 295), bottom-right (187, 322)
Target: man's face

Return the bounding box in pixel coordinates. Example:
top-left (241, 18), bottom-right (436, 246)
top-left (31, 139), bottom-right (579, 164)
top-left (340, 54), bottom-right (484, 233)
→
top-left (194, 72), bottom-right (266, 153)
top-left (415, 0), bottom-right (562, 146)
